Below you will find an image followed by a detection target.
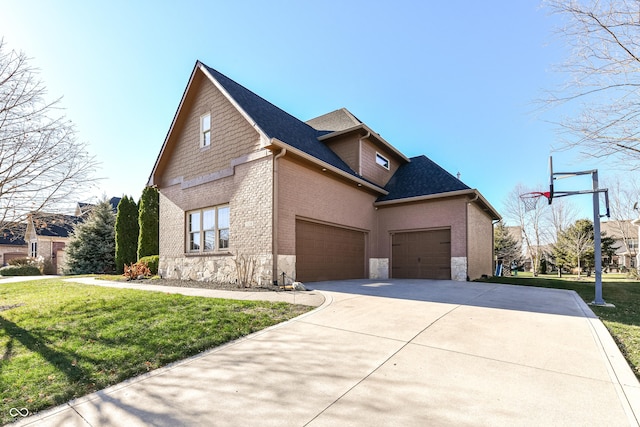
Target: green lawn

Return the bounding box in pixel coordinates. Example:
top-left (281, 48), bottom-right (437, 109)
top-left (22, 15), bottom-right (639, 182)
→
top-left (477, 272), bottom-right (640, 379)
top-left (0, 278), bottom-right (312, 425)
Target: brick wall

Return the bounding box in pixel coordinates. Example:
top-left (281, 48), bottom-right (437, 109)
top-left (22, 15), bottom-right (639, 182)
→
top-left (277, 157), bottom-right (378, 259)
top-left (466, 202), bottom-right (494, 280)
top-left (0, 245), bottom-right (27, 265)
top-left (156, 69), bottom-right (274, 283)
top-left (375, 197), bottom-right (468, 259)
top-left (158, 156), bottom-right (273, 282)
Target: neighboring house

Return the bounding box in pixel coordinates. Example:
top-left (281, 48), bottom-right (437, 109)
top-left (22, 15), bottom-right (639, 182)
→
top-left (75, 197), bottom-right (122, 217)
top-left (0, 224), bottom-right (28, 266)
top-left (148, 62), bottom-right (501, 284)
top-left (24, 213), bottom-right (82, 274)
top-left (601, 220), bottom-right (638, 271)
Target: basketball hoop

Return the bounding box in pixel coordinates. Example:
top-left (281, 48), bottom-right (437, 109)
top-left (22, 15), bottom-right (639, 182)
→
top-left (520, 192), bottom-right (550, 212)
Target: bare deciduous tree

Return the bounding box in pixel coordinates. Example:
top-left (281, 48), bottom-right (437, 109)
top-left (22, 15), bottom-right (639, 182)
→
top-left (544, 0), bottom-right (640, 167)
top-left (0, 39), bottom-right (98, 230)
top-left (546, 198), bottom-right (578, 241)
top-left (503, 185), bottom-right (549, 276)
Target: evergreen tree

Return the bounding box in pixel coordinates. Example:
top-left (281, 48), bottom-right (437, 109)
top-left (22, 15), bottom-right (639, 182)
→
top-left (494, 221), bottom-right (522, 271)
top-left (115, 195), bottom-right (139, 273)
top-left (138, 186), bottom-right (159, 259)
top-left (64, 200), bottom-right (116, 274)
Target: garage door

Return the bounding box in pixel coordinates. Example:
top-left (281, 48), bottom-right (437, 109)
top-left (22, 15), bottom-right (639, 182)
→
top-left (391, 229), bottom-right (451, 279)
top-left (296, 220), bottom-right (365, 282)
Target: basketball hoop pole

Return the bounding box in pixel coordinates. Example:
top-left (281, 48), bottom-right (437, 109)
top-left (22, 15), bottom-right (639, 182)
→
top-left (550, 156), bottom-right (612, 307)
top-left (592, 170), bottom-right (606, 306)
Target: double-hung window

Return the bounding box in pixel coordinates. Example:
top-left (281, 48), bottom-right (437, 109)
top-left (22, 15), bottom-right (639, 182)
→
top-left (200, 113), bottom-right (211, 147)
top-left (187, 205), bottom-right (229, 252)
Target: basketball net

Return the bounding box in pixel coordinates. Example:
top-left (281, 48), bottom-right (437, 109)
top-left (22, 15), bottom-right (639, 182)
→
top-left (520, 192), bottom-right (549, 212)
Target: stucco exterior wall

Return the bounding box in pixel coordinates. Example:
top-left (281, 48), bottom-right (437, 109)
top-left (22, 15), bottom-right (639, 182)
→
top-left (466, 202), bottom-right (494, 280)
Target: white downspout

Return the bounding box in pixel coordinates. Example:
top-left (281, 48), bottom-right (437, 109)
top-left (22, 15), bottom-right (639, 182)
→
top-left (272, 148), bottom-right (287, 285)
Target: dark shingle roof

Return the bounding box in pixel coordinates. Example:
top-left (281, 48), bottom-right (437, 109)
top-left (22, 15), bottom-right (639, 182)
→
top-left (0, 225), bottom-right (26, 246)
top-left (377, 155), bottom-right (470, 202)
top-left (32, 213), bottom-right (82, 238)
top-left (202, 64), bottom-right (359, 178)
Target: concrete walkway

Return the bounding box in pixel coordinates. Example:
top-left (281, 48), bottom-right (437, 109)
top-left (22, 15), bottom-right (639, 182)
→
top-left (10, 278), bottom-right (640, 426)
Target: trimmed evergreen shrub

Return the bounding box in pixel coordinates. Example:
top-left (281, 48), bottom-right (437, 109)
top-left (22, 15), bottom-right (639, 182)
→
top-left (138, 186), bottom-right (159, 260)
top-left (138, 255), bottom-right (159, 275)
top-left (0, 265), bottom-right (41, 276)
top-left (115, 195), bottom-right (139, 274)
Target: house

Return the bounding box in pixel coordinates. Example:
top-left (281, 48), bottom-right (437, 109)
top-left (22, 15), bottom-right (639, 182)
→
top-left (24, 213), bottom-right (82, 274)
top-left (75, 197), bottom-right (122, 217)
top-left (0, 224), bottom-right (28, 266)
top-left (148, 62), bottom-right (500, 284)
top-left (601, 220), bottom-right (638, 271)
top-left (0, 213), bottom-right (81, 274)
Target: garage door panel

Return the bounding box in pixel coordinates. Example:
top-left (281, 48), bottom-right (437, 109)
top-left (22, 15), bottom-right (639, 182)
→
top-left (296, 220), bottom-right (365, 282)
top-left (392, 229), bottom-right (451, 280)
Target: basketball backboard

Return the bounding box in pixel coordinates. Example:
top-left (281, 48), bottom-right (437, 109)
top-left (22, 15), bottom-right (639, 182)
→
top-left (548, 156), bottom-right (554, 204)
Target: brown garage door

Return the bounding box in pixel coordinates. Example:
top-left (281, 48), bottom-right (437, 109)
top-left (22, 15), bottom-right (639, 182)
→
top-left (296, 220), bottom-right (365, 282)
top-left (392, 229), bottom-right (451, 279)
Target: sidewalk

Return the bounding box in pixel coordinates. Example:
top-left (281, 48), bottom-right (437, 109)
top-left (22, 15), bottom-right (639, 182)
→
top-left (64, 277), bottom-right (326, 307)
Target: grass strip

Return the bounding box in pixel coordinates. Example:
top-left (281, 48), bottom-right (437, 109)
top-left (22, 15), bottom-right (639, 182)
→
top-left (0, 278), bottom-right (311, 424)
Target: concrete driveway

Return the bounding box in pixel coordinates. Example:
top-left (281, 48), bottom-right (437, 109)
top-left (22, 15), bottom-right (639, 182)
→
top-left (12, 279), bottom-right (640, 426)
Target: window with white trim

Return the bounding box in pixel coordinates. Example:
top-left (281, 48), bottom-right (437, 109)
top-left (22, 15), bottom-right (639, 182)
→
top-left (187, 205), bottom-right (229, 252)
top-left (30, 241), bottom-right (37, 258)
top-left (375, 152), bottom-right (390, 170)
top-left (200, 113), bottom-right (211, 147)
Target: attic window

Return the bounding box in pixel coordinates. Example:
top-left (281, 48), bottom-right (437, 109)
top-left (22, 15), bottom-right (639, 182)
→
top-left (376, 152), bottom-right (390, 170)
top-left (200, 113), bottom-right (211, 148)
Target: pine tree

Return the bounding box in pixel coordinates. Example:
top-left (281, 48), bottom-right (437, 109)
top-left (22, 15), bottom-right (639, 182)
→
top-left (494, 221), bottom-right (521, 266)
top-left (138, 186), bottom-right (159, 259)
top-left (64, 200), bottom-right (116, 274)
top-left (115, 196), bottom-right (139, 273)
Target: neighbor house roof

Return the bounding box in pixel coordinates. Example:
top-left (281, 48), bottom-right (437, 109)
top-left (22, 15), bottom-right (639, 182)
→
top-left (0, 224), bottom-right (27, 246)
top-left (30, 213), bottom-right (82, 238)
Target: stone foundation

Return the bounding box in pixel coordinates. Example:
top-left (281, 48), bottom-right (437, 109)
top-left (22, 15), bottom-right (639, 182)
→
top-left (159, 254), bottom-right (273, 286)
top-left (451, 256), bottom-right (467, 281)
top-left (369, 258), bottom-right (389, 279)
top-left (276, 255), bottom-right (296, 285)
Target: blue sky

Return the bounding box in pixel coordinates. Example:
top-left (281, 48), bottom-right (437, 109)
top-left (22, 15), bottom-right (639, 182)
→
top-left (1, 0), bottom-right (609, 219)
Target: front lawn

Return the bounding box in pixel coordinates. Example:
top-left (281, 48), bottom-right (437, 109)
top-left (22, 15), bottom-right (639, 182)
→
top-left (477, 273), bottom-right (640, 379)
top-left (0, 278), bottom-right (312, 424)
